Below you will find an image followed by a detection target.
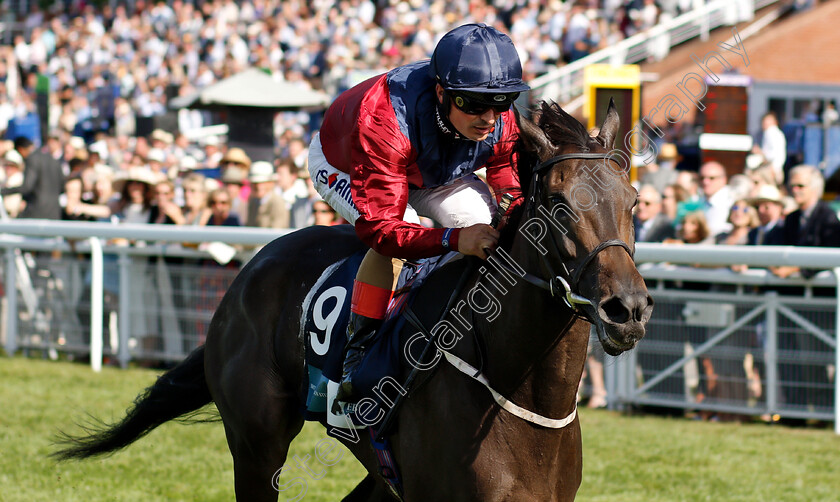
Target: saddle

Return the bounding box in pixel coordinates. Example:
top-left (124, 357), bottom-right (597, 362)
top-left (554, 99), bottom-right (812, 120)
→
top-left (299, 249), bottom-right (461, 432)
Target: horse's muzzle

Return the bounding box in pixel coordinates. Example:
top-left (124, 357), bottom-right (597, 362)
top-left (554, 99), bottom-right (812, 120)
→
top-left (594, 292), bottom-right (654, 355)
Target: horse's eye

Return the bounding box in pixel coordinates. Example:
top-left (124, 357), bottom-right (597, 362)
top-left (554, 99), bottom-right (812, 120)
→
top-left (549, 193), bottom-right (565, 205)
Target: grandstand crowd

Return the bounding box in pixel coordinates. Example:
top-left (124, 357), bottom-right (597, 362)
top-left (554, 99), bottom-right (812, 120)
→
top-left (0, 0), bottom-right (835, 259)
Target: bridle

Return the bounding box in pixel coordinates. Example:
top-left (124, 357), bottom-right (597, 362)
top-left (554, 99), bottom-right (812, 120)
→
top-left (502, 151), bottom-right (634, 322)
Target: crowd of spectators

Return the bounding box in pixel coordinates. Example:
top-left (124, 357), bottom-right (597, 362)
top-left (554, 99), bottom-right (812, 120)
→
top-left (634, 112), bottom-right (840, 270)
top-left (0, 0), bottom-right (697, 237)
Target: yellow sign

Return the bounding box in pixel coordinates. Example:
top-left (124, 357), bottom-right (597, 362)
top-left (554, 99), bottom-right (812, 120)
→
top-left (583, 64), bottom-right (640, 130)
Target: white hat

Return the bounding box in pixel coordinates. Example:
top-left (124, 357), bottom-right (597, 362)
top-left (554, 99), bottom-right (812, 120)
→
top-left (150, 129), bottom-right (174, 145)
top-left (3, 149), bottom-right (23, 166)
top-left (89, 140), bottom-right (109, 160)
top-left (180, 155), bottom-right (199, 170)
top-left (204, 177), bottom-right (222, 192)
top-left (147, 148), bottom-right (166, 163)
top-left (745, 153), bottom-right (766, 170)
top-left (248, 161), bottom-right (276, 183)
top-left (69, 136), bottom-right (86, 150)
top-left (112, 167), bottom-right (162, 193)
top-left (748, 184), bottom-right (783, 206)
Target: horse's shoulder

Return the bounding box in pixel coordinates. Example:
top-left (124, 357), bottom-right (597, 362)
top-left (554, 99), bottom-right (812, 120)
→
top-left (408, 255), bottom-right (476, 321)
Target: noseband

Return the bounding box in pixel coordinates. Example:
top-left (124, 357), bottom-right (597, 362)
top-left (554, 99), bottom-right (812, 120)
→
top-left (515, 152), bottom-right (633, 320)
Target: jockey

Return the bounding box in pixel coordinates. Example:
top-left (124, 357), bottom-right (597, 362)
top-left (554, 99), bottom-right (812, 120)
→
top-left (308, 23), bottom-right (527, 405)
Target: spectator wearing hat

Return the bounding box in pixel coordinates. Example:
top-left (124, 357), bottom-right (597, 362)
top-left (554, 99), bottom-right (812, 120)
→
top-left (202, 136), bottom-right (224, 169)
top-left (146, 148), bottom-right (167, 175)
top-left (640, 143), bottom-right (679, 194)
top-left (1, 136), bottom-right (64, 220)
top-left (220, 146), bottom-right (252, 200)
top-left (150, 129), bottom-right (174, 150)
top-left (746, 185), bottom-right (786, 246)
top-left (2, 149), bottom-right (24, 217)
top-left (172, 155), bottom-right (200, 181)
top-left (110, 166), bottom-right (160, 224)
top-left (219, 146), bottom-right (252, 172)
top-left (246, 161), bottom-right (289, 229)
top-left (221, 165), bottom-right (247, 223)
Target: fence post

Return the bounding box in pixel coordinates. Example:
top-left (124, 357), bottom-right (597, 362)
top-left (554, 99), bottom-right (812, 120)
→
top-left (117, 250), bottom-right (131, 368)
top-left (4, 247), bottom-right (17, 355)
top-left (89, 238), bottom-right (104, 372)
top-left (765, 291), bottom-right (778, 418)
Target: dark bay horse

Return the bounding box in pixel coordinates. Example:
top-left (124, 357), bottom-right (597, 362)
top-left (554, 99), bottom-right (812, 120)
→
top-left (55, 101), bottom-right (652, 501)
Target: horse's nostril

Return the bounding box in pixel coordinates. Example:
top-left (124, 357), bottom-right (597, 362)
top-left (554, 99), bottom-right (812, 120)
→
top-left (639, 295), bottom-right (654, 322)
top-left (601, 296), bottom-right (629, 324)
top-left (601, 294), bottom-right (652, 325)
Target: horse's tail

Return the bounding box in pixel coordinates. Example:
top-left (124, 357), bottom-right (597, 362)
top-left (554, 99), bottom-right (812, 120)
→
top-left (52, 346), bottom-right (212, 461)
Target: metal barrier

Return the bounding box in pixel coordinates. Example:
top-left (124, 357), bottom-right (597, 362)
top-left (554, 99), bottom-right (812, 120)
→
top-left (0, 222), bottom-right (837, 433)
top-left (0, 221), bottom-right (288, 369)
top-left (610, 265), bottom-right (837, 427)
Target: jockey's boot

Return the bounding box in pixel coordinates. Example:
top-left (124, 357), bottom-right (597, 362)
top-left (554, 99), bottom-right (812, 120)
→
top-left (332, 313), bottom-right (381, 411)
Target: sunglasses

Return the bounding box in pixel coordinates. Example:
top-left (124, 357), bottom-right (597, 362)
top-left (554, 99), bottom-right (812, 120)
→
top-left (210, 199), bottom-right (230, 206)
top-left (450, 91), bottom-right (519, 115)
top-left (730, 205), bottom-right (750, 213)
top-left (313, 208), bottom-right (334, 214)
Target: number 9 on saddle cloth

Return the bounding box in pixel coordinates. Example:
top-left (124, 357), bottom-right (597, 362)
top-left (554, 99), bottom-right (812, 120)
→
top-left (300, 249), bottom-right (459, 432)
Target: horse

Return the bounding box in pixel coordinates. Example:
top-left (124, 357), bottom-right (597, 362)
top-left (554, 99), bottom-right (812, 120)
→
top-left (54, 100), bottom-right (652, 502)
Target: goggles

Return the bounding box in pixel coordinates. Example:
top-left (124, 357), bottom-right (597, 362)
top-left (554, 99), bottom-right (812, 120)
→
top-left (449, 90), bottom-right (520, 115)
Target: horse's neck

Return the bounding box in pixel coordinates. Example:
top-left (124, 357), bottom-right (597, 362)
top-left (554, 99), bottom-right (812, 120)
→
top-left (462, 236), bottom-right (588, 421)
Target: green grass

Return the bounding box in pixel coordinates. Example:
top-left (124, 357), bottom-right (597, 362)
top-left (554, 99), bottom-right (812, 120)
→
top-left (2, 357), bottom-right (840, 501)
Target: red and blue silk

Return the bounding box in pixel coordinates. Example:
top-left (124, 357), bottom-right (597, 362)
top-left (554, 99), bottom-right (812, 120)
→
top-left (319, 61), bottom-right (522, 259)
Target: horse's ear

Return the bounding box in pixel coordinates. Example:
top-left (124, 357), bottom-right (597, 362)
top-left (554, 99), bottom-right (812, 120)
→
top-left (515, 106), bottom-right (554, 160)
top-left (595, 98), bottom-right (620, 150)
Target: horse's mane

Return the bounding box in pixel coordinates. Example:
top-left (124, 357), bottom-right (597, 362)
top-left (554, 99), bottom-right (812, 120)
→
top-left (537, 101), bottom-right (594, 152)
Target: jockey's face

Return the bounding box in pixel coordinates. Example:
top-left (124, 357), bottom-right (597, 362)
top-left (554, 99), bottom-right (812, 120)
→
top-left (436, 84), bottom-right (500, 142)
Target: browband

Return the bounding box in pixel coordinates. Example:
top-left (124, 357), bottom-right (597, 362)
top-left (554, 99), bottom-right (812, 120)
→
top-left (532, 152), bottom-right (615, 173)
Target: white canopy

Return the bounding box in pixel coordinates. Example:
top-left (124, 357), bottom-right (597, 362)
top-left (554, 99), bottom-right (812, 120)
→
top-left (170, 68), bottom-right (331, 110)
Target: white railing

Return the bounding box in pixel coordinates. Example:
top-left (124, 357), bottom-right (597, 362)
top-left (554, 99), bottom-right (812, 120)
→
top-left (0, 222), bottom-right (838, 432)
top-left (530, 0), bottom-right (780, 105)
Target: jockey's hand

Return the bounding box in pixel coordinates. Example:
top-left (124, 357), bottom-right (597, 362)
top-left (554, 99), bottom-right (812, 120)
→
top-left (457, 223), bottom-right (500, 260)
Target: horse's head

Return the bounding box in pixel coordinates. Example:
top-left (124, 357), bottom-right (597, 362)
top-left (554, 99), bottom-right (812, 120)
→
top-left (514, 100), bottom-right (653, 355)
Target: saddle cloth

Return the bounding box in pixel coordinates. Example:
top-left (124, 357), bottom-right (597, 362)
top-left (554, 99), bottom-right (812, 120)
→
top-left (299, 250), bottom-right (458, 433)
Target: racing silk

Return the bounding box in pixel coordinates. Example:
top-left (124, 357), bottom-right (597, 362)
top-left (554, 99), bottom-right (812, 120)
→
top-left (319, 60), bottom-right (522, 259)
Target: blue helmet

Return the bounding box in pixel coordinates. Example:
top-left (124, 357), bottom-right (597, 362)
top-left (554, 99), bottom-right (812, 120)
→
top-left (430, 23), bottom-right (530, 94)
